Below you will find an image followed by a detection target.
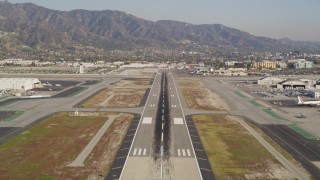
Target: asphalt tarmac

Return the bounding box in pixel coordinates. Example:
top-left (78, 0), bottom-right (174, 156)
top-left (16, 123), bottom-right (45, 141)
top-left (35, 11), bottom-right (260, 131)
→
top-left (269, 99), bottom-right (319, 108)
top-left (185, 115), bottom-right (215, 179)
top-left (52, 86), bottom-right (87, 97)
top-left (82, 80), bottom-right (101, 85)
top-left (0, 127), bottom-right (19, 142)
top-left (139, 88), bottom-right (151, 107)
top-left (105, 114), bottom-right (141, 180)
top-left (0, 99), bottom-right (21, 107)
top-left (257, 123), bottom-right (320, 178)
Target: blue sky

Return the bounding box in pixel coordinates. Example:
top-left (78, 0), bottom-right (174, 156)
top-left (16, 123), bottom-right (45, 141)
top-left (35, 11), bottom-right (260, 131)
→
top-left (6, 0), bottom-right (320, 41)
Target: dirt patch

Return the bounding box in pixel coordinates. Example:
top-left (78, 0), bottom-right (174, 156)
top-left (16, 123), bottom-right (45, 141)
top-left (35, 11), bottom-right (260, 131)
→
top-left (0, 112), bottom-right (133, 179)
top-left (193, 114), bottom-right (296, 179)
top-left (177, 78), bottom-right (199, 81)
top-left (113, 79), bottom-right (151, 87)
top-left (181, 88), bottom-right (228, 111)
top-left (80, 88), bottom-right (147, 108)
top-left (178, 81), bottom-right (203, 87)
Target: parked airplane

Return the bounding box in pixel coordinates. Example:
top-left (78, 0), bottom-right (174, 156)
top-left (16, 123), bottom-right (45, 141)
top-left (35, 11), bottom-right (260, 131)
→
top-left (297, 96), bottom-right (320, 106)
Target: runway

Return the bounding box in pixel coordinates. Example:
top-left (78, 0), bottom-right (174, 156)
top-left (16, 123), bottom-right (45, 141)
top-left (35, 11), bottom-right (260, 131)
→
top-left (119, 71), bottom-right (203, 180)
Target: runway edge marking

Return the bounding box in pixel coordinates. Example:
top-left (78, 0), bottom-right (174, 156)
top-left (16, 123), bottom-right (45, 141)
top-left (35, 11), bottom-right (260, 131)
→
top-left (119, 75), bottom-right (158, 180)
top-left (170, 71), bottom-right (203, 180)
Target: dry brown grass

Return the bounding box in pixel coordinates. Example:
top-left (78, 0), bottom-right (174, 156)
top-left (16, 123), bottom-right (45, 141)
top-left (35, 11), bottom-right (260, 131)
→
top-left (113, 79), bottom-right (151, 87)
top-left (181, 88), bottom-right (225, 110)
top-left (178, 81), bottom-right (203, 87)
top-left (193, 115), bottom-right (296, 179)
top-left (0, 112), bottom-right (133, 179)
top-left (80, 88), bottom-right (147, 108)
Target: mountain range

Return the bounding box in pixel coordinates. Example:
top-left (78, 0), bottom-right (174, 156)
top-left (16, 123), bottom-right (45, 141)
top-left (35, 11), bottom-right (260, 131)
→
top-left (0, 1), bottom-right (320, 53)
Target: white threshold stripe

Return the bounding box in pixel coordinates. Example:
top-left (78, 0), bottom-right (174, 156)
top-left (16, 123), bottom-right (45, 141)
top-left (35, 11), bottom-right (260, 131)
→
top-left (138, 148), bottom-right (142, 156)
top-left (182, 149), bottom-right (186, 156)
top-left (187, 149), bottom-right (191, 156)
top-left (133, 148), bottom-right (137, 156)
top-left (177, 149), bottom-right (181, 156)
top-left (143, 148), bottom-right (147, 156)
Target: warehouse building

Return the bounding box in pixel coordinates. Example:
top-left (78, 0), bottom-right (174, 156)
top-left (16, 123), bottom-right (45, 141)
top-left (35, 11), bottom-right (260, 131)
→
top-left (276, 79), bottom-right (315, 90)
top-left (258, 77), bottom-right (285, 86)
top-left (0, 78), bottom-right (41, 91)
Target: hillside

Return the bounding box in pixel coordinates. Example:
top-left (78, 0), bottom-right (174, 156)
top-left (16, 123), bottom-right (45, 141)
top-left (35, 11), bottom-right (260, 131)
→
top-left (0, 1), bottom-right (319, 52)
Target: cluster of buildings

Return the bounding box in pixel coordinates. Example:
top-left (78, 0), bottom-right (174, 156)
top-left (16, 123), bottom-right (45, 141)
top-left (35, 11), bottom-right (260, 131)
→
top-left (0, 59), bottom-right (55, 66)
top-left (251, 59), bottom-right (314, 69)
top-left (258, 77), bottom-right (320, 98)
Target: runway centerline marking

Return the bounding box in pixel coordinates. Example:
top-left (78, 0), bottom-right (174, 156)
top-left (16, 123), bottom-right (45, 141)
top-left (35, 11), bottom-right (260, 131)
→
top-left (161, 146), bottom-right (163, 157)
top-left (161, 133), bottom-right (164, 142)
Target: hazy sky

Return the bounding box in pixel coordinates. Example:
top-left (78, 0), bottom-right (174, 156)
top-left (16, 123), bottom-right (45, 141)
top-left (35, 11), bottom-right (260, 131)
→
top-left (6, 0), bottom-right (320, 41)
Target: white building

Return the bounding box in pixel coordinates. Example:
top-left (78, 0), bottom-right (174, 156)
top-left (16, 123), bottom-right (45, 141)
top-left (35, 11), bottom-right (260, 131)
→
top-left (294, 60), bottom-right (314, 69)
top-left (225, 61), bottom-right (238, 67)
top-left (80, 65), bottom-right (84, 74)
top-left (0, 59), bottom-right (39, 66)
top-left (287, 59), bottom-right (306, 63)
top-left (0, 78), bottom-right (41, 91)
top-left (258, 77), bottom-right (285, 86)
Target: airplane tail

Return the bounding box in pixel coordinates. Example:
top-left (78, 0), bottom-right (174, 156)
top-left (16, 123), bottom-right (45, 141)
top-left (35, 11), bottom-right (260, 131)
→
top-left (297, 96), bottom-right (304, 104)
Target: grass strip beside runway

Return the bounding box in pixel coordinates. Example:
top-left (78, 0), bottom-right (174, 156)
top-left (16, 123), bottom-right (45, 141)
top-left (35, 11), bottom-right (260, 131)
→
top-left (192, 114), bottom-right (289, 179)
top-left (0, 99), bottom-right (20, 107)
top-left (0, 111), bottom-right (24, 122)
top-left (0, 96), bottom-right (8, 100)
top-left (288, 124), bottom-right (317, 140)
top-left (249, 100), bottom-right (262, 107)
top-left (235, 91), bottom-right (248, 98)
top-left (263, 109), bottom-right (288, 121)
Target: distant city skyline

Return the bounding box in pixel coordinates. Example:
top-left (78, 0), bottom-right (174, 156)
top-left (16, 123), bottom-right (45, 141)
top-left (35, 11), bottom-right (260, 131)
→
top-left (5, 0), bottom-right (320, 41)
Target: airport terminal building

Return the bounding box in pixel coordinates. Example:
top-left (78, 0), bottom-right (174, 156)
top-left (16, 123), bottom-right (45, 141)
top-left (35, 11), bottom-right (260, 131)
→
top-left (0, 78), bottom-right (41, 91)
